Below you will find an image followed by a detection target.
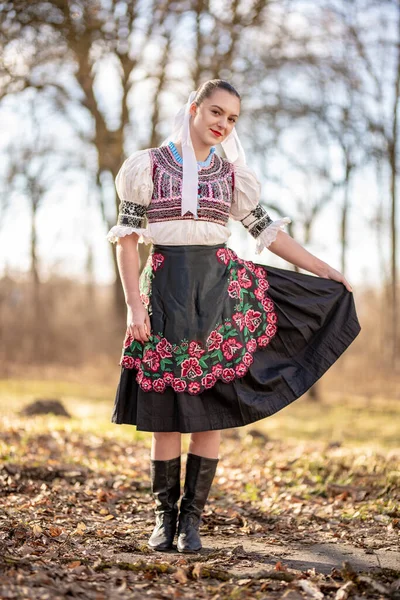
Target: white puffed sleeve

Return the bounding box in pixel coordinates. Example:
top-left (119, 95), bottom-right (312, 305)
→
top-left (106, 149), bottom-right (153, 243)
top-left (230, 164), bottom-right (291, 254)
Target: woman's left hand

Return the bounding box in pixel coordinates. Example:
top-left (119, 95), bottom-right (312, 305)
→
top-left (322, 265), bottom-right (353, 292)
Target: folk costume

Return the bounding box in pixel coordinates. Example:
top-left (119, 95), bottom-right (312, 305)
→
top-left (107, 92), bottom-right (361, 552)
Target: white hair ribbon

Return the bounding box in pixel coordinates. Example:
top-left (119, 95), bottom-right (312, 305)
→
top-left (161, 90), bottom-right (246, 219)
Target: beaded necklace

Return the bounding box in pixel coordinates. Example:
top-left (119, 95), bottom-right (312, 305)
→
top-left (168, 141), bottom-right (215, 171)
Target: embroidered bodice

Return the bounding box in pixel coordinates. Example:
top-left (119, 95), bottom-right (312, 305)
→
top-left (107, 144), bottom-right (291, 252)
top-left (147, 144), bottom-right (234, 227)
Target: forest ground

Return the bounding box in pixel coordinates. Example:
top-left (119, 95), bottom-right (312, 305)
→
top-left (0, 376), bottom-right (399, 599)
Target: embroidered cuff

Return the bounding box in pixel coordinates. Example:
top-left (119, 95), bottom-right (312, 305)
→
top-left (117, 201), bottom-right (147, 228)
top-left (240, 203), bottom-right (274, 238)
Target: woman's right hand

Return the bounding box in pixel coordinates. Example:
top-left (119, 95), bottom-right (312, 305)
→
top-left (127, 301), bottom-right (151, 343)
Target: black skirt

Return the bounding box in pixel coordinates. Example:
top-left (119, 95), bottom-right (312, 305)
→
top-left (111, 243), bottom-right (361, 432)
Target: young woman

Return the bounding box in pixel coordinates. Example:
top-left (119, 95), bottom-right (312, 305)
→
top-left (107, 80), bottom-right (361, 554)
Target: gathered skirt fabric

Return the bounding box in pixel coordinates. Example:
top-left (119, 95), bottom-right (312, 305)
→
top-left (111, 243), bottom-right (361, 433)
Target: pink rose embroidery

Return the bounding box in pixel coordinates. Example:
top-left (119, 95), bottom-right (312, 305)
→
top-left (124, 334), bottom-right (133, 349)
top-left (254, 288), bottom-right (265, 301)
top-left (267, 312), bottom-right (277, 324)
top-left (141, 377), bottom-right (153, 392)
top-left (222, 368), bottom-right (235, 382)
top-left (142, 349), bottom-right (160, 372)
top-left (201, 373), bottom-right (217, 389)
top-left (244, 309), bottom-right (262, 333)
top-left (212, 364), bottom-right (223, 377)
top-left (242, 352), bottom-right (254, 367)
top-left (152, 253), bottom-right (165, 271)
top-left (188, 341), bottom-right (205, 358)
top-left (227, 249), bottom-right (238, 261)
top-left (181, 357), bottom-right (203, 379)
top-left (188, 381), bottom-right (201, 395)
top-left (222, 338), bottom-right (243, 360)
top-left (235, 362), bottom-right (248, 377)
top-left (207, 330), bottom-right (223, 351)
top-left (227, 280), bottom-right (241, 299)
top-left (216, 248), bottom-right (230, 265)
top-left (163, 372), bottom-right (174, 383)
top-left (136, 370), bottom-right (144, 384)
top-left (121, 355), bottom-right (134, 369)
top-left (153, 378), bottom-right (166, 393)
top-left (258, 278), bottom-right (270, 291)
top-left (172, 378), bottom-right (187, 392)
top-left (262, 298), bottom-right (274, 312)
top-left (257, 334), bottom-right (271, 347)
top-left (246, 339), bottom-right (257, 352)
top-left (266, 323), bottom-right (277, 337)
top-left (254, 266), bottom-right (266, 279)
top-left (156, 338), bottom-right (173, 359)
top-left (243, 260), bottom-right (255, 272)
top-left (232, 312), bottom-right (245, 332)
top-left (238, 268), bottom-right (252, 289)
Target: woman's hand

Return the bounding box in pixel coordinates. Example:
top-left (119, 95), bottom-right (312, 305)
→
top-left (127, 301), bottom-right (151, 343)
top-left (321, 265), bottom-right (353, 292)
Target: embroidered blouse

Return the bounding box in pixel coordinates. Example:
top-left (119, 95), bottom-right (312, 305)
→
top-left (107, 142), bottom-right (291, 253)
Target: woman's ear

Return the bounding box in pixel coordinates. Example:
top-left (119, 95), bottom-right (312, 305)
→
top-left (189, 102), bottom-right (197, 117)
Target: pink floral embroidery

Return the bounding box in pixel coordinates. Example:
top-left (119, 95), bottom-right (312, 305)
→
top-left (188, 381), bottom-right (201, 395)
top-left (227, 249), bottom-right (238, 260)
top-left (207, 330), bottom-right (223, 350)
top-left (124, 334), bottom-right (133, 349)
top-left (163, 372), bottom-right (174, 383)
top-left (237, 268), bottom-right (252, 289)
top-left (156, 338), bottom-right (173, 358)
top-left (212, 364), bottom-right (223, 377)
top-left (244, 309), bottom-right (262, 333)
top-left (222, 338), bottom-right (243, 360)
top-left (243, 352), bottom-right (254, 367)
top-left (227, 280), bottom-right (241, 298)
top-left (262, 298), bottom-right (274, 312)
top-left (222, 368), bottom-right (235, 382)
top-left (232, 312), bottom-right (245, 331)
top-left (172, 378), bottom-right (187, 392)
top-left (257, 335), bottom-right (271, 347)
top-left (216, 248), bottom-right (231, 265)
top-left (152, 253), bottom-right (165, 271)
top-left (122, 355), bottom-right (134, 368)
top-left (188, 341), bottom-right (205, 358)
top-left (153, 378), bottom-right (166, 392)
top-left (201, 373), bottom-right (216, 389)
top-left (254, 266), bottom-right (266, 279)
top-left (136, 370), bottom-right (144, 384)
top-left (181, 357), bottom-right (203, 379)
top-left (235, 362), bottom-right (248, 377)
top-left (246, 339), bottom-right (257, 352)
top-left (267, 312), bottom-right (277, 324)
top-left (258, 279), bottom-right (270, 291)
top-left (243, 260), bottom-right (255, 272)
top-left (142, 349), bottom-right (160, 372)
top-left (141, 377), bottom-right (153, 391)
top-left (266, 323), bottom-right (277, 337)
top-left (254, 288), bottom-right (265, 301)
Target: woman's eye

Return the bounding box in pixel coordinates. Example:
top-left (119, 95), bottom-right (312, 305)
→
top-left (211, 110), bottom-right (219, 115)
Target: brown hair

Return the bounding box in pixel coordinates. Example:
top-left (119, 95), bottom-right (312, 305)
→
top-left (194, 79), bottom-right (241, 106)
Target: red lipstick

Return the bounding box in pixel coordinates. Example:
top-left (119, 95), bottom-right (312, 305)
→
top-left (210, 129), bottom-right (222, 138)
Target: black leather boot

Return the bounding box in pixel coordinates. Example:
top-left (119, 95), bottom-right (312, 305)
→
top-left (177, 453), bottom-right (219, 553)
top-left (148, 455), bottom-right (181, 551)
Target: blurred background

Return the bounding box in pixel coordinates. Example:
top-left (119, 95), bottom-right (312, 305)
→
top-left (0, 0), bottom-right (399, 434)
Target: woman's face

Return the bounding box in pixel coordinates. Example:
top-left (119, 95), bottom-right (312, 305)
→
top-left (189, 89), bottom-right (240, 147)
